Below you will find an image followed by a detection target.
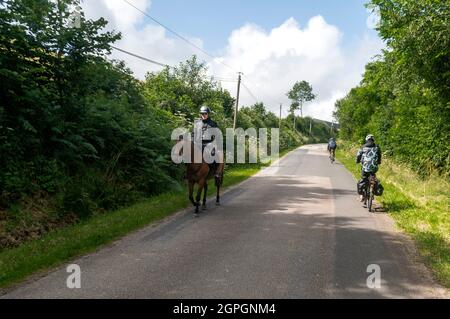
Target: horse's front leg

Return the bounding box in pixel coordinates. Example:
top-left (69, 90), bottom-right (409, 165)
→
top-left (202, 182), bottom-right (208, 210)
top-left (195, 179), bottom-right (206, 216)
top-left (188, 181), bottom-right (196, 207)
top-left (215, 182), bottom-right (221, 206)
top-left (215, 163), bottom-right (224, 206)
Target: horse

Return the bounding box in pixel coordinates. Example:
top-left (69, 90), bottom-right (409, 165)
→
top-left (182, 140), bottom-right (224, 216)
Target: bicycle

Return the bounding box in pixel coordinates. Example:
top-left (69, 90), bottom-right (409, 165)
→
top-left (329, 149), bottom-right (336, 164)
top-left (363, 174), bottom-right (378, 212)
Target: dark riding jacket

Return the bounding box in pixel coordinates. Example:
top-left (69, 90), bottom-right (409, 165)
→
top-left (194, 118), bottom-right (218, 145)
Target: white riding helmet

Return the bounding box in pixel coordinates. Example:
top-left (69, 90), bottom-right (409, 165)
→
top-left (200, 106), bottom-right (211, 114)
top-left (365, 134), bottom-right (375, 142)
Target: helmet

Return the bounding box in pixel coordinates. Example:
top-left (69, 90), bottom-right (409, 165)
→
top-left (329, 137), bottom-right (335, 141)
top-left (199, 106), bottom-right (211, 114)
top-left (365, 134), bottom-right (375, 142)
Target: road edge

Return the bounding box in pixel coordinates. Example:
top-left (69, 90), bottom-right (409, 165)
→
top-left (0, 145), bottom-right (303, 296)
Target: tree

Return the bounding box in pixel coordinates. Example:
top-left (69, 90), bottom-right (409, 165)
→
top-left (368, 0), bottom-right (450, 100)
top-left (0, 0), bottom-right (331, 247)
top-left (143, 56), bottom-right (235, 125)
top-left (334, 0), bottom-right (450, 176)
top-left (287, 81), bottom-right (316, 130)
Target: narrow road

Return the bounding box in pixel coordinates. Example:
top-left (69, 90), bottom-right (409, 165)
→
top-left (2, 145), bottom-right (445, 298)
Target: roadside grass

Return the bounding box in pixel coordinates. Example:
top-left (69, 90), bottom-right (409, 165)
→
top-left (336, 143), bottom-right (450, 289)
top-left (0, 147), bottom-right (295, 290)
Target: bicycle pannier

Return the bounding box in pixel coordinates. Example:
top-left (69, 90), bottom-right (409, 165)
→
top-left (374, 182), bottom-right (384, 196)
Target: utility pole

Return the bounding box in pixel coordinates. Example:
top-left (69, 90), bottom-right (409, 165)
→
top-left (57, 0), bottom-right (64, 108)
top-left (233, 72), bottom-right (242, 130)
top-left (279, 103), bottom-right (282, 129)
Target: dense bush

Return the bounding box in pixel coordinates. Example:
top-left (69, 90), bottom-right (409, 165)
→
top-left (0, 0), bottom-right (331, 247)
top-left (0, 0), bottom-right (185, 248)
top-left (334, 0), bottom-right (450, 176)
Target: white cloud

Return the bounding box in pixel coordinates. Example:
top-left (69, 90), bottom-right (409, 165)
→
top-left (82, 0), bottom-right (202, 78)
top-left (82, 1), bottom-right (384, 121)
top-left (83, 0), bottom-right (149, 31)
top-left (209, 16), bottom-right (384, 122)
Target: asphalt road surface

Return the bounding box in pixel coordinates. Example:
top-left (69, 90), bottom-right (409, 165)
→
top-left (2, 144), bottom-right (446, 299)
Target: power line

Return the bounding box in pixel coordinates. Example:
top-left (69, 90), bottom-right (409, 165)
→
top-left (110, 45), bottom-right (239, 84)
top-left (111, 44), bottom-right (277, 110)
top-left (110, 43), bottom-right (283, 119)
top-left (241, 74), bottom-right (281, 106)
top-left (233, 72), bottom-right (242, 130)
top-left (110, 45), bottom-right (240, 87)
top-left (121, 0), bottom-right (238, 73)
top-left (119, 1), bottom-right (281, 108)
top-left (111, 45), bottom-right (171, 68)
top-left (213, 78), bottom-right (238, 83)
top-left (212, 76), bottom-right (237, 80)
top-left (122, 0), bottom-right (208, 58)
top-left (111, 46), bottom-right (241, 92)
top-left (109, 5), bottom-right (276, 110)
top-left (241, 82), bottom-right (259, 104)
top-left (211, 75), bottom-right (237, 80)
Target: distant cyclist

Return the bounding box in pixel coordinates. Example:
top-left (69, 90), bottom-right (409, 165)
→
top-left (356, 134), bottom-right (382, 202)
top-left (327, 138), bottom-right (337, 160)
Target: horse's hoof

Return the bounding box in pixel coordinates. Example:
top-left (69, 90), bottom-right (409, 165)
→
top-left (215, 202), bottom-right (221, 206)
top-left (202, 205), bottom-right (207, 211)
top-left (194, 213), bottom-right (199, 218)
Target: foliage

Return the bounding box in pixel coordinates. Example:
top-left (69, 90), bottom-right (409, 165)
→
top-left (0, 163), bottom-right (265, 288)
top-left (0, 0), bottom-right (331, 248)
top-left (0, 0), bottom-right (182, 246)
top-left (337, 142), bottom-right (449, 288)
top-left (335, 0), bottom-right (450, 176)
top-left (287, 80), bottom-right (316, 117)
top-left (143, 56), bottom-right (235, 126)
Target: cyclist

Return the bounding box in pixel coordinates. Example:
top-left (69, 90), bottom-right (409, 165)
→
top-left (356, 134), bottom-right (382, 202)
top-left (327, 138), bottom-right (337, 160)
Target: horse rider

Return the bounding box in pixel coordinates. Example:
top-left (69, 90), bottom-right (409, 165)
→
top-left (193, 106), bottom-right (221, 177)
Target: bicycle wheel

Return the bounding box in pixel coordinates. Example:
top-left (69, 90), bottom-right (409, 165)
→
top-left (368, 192), bottom-right (374, 212)
top-left (363, 188), bottom-right (368, 208)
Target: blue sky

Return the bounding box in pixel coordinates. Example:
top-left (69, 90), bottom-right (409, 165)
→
top-left (146, 0), bottom-right (377, 53)
top-left (84, 0), bottom-right (384, 121)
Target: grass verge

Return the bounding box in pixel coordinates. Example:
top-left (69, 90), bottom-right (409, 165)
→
top-left (0, 146), bottom-right (296, 290)
top-left (336, 142), bottom-right (449, 289)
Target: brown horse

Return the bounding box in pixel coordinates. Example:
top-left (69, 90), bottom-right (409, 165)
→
top-left (183, 141), bottom-right (224, 216)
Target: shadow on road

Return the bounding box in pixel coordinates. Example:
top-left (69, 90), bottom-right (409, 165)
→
top-left (131, 174), bottom-right (442, 298)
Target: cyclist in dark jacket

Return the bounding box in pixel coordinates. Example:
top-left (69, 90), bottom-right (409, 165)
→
top-left (327, 138), bottom-right (337, 159)
top-left (356, 134), bottom-right (382, 201)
